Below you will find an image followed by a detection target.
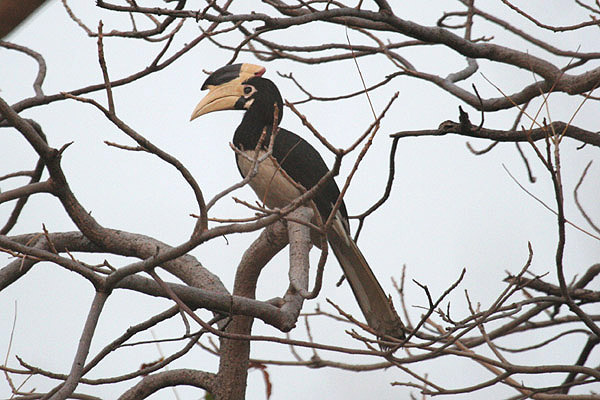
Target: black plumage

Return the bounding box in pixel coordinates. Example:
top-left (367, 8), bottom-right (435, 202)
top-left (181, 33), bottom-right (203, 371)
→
top-left (232, 77), bottom-right (349, 228)
top-left (191, 64), bottom-right (405, 341)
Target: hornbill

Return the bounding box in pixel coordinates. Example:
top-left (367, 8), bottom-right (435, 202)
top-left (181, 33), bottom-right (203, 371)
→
top-left (190, 63), bottom-right (405, 340)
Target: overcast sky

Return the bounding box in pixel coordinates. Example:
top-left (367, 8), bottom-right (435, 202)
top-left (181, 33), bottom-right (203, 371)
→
top-left (1, 1), bottom-right (599, 399)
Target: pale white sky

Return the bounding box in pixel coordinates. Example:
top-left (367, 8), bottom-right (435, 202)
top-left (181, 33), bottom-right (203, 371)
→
top-left (1, 2), bottom-right (599, 399)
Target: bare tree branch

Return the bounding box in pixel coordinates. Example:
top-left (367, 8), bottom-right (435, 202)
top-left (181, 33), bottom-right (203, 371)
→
top-left (2, 2), bottom-right (599, 398)
top-left (118, 369), bottom-right (216, 400)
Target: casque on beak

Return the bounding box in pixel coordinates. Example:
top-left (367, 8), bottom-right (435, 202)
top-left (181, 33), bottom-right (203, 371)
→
top-left (190, 63), bottom-right (266, 121)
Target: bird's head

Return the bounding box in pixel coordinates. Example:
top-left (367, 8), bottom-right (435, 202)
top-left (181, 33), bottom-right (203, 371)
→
top-left (190, 63), bottom-right (283, 125)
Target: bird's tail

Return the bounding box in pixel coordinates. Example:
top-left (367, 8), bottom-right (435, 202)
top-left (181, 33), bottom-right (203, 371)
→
top-left (328, 221), bottom-right (405, 340)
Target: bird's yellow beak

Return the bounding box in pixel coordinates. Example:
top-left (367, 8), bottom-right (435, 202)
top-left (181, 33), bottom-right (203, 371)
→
top-left (189, 82), bottom-right (244, 121)
top-left (190, 63), bottom-right (266, 121)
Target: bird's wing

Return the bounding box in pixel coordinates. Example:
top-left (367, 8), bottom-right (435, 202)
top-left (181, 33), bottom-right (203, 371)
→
top-left (235, 126), bottom-right (405, 340)
top-left (271, 128), bottom-right (348, 225)
top-left (271, 128), bottom-right (405, 340)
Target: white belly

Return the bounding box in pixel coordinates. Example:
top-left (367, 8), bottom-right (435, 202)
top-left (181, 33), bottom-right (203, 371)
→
top-left (237, 149), bottom-right (351, 246)
top-left (236, 150), bottom-right (304, 209)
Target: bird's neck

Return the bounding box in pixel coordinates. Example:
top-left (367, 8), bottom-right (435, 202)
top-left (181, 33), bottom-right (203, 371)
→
top-left (233, 106), bottom-right (278, 151)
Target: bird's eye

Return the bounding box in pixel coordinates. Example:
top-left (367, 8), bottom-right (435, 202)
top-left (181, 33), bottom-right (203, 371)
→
top-left (243, 86), bottom-right (253, 95)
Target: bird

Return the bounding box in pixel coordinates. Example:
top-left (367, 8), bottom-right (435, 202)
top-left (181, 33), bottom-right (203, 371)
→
top-left (190, 63), bottom-right (405, 341)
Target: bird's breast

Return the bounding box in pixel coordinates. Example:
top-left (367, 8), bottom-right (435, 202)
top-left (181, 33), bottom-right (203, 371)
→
top-left (236, 150), bottom-right (304, 210)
